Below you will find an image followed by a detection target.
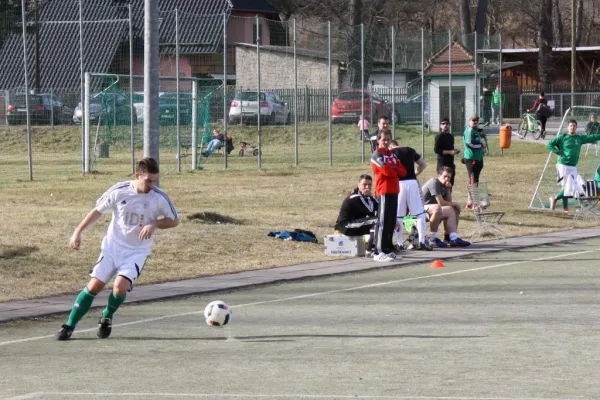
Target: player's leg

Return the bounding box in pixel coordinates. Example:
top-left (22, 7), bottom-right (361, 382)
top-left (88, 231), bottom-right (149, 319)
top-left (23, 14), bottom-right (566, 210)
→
top-left (442, 206), bottom-right (471, 247)
top-left (395, 183), bottom-right (409, 248)
top-left (426, 205), bottom-right (447, 248)
top-left (97, 251), bottom-right (149, 338)
top-left (407, 181), bottom-right (430, 250)
top-left (57, 250), bottom-right (114, 340)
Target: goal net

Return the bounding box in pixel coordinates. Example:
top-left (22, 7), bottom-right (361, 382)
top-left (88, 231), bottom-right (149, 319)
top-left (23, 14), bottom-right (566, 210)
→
top-left (529, 105), bottom-right (600, 210)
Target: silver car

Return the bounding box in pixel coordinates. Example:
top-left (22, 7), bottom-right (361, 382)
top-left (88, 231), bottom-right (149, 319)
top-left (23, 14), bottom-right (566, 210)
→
top-left (228, 91), bottom-right (290, 125)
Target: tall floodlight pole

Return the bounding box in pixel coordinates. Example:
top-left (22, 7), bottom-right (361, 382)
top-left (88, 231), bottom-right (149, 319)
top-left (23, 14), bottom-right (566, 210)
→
top-left (328, 20), bottom-right (332, 166)
top-left (129, 2), bottom-right (135, 175)
top-left (21, 0), bottom-right (33, 181)
top-left (144, 0), bottom-right (160, 166)
top-left (79, 0), bottom-right (86, 173)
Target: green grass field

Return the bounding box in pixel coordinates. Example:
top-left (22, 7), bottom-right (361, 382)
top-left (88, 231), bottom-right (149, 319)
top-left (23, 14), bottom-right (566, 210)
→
top-left (0, 122), bottom-right (592, 302)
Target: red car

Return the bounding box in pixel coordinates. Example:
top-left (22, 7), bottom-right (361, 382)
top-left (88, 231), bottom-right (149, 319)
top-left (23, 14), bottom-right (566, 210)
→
top-left (331, 90), bottom-right (391, 123)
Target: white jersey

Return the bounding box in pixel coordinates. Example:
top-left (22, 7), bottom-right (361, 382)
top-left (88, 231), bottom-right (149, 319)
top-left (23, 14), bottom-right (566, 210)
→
top-left (95, 181), bottom-right (178, 250)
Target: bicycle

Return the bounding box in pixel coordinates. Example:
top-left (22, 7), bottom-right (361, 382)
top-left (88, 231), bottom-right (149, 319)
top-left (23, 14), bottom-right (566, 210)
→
top-left (518, 112), bottom-right (543, 140)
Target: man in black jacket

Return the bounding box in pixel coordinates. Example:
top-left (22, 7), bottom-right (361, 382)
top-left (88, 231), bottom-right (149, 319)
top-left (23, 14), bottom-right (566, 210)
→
top-left (335, 174), bottom-right (378, 252)
top-left (434, 117), bottom-right (460, 186)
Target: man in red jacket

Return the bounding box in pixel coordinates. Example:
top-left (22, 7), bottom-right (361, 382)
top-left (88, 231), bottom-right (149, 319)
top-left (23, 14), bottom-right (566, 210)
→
top-left (370, 129), bottom-right (407, 261)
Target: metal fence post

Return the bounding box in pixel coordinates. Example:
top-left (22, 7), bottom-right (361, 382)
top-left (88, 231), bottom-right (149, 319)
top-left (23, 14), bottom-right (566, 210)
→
top-left (84, 72), bottom-right (91, 173)
top-left (129, 1), bottom-right (135, 175)
top-left (328, 20), bottom-right (332, 166)
top-left (474, 31), bottom-right (478, 117)
top-left (256, 15), bottom-right (262, 169)
top-left (361, 23), bottom-right (365, 164)
top-left (421, 27), bottom-right (425, 155)
top-left (175, 8), bottom-right (181, 171)
top-left (192, 80), bottom-right (198, 170)
top-left (391, 25), bottom-right (395, 139)
top-left (449, 30), bottom-right (452, 130)
top-left (50, 88), bottom-right (54, 129)
top-left (499, 33), bottom-right (503, 125)
top-left (79, 0), bottom-right (85, 174)
top-left (223, 12), bottom-right (228, 169)
top-left (21, 0), bottom-right (33, 181)
top-left (293, 18), bottom-right (299, 166)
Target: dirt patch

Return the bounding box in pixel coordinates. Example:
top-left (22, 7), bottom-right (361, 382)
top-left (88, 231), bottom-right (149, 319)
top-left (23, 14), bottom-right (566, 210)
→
top-left (186, 212), bottom-right (243, 225)
top-left (0, 246), bottom-right (38, 259)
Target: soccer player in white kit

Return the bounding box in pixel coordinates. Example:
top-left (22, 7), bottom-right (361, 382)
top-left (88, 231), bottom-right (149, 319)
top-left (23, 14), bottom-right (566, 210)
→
top-left (56, 158), bottom-right (179, 340)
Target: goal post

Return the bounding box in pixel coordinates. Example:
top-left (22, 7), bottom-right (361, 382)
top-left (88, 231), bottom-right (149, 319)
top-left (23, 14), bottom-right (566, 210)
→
top-left (529, 105), bottom-right (600, 211)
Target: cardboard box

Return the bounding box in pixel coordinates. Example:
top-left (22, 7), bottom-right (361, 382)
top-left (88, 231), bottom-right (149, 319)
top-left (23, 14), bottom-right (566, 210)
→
top-left (324, 234), bottom-right (366, 256)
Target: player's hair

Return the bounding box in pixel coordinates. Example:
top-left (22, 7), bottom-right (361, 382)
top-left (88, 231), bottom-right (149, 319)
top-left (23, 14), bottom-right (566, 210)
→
top-left (568, 119), bottom-right (578, 126)
top-left (439, 166), bottom-right (454, 175)
top-left (137, 157), bottom-right (159, 174)
top-left (378, 115), bottom-right (389, 122)
top-left (359, 174), bottom-right (372, 182)
top-left (377, 128), bottom-right (391, 139)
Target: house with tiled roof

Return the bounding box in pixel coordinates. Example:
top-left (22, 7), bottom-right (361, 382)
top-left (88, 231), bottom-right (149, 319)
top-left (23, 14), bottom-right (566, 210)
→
top-left (0, 0), bottom-right (281, 98)
top-left (424, 41), bottom-right (481, 130)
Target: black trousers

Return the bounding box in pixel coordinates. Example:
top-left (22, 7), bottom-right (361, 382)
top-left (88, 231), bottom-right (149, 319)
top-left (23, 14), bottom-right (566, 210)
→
top-left (437, 160), bottom-right (456, 186)
top-left (339, 217), bottom-right (377, 251)
top-left (374, 194), bottom-right (398, 254)
top-left (465, 159), bottom-right (484, 185)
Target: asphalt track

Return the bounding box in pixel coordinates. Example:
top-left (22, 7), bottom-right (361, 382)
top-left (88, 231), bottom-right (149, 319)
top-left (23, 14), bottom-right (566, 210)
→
top-left (1, 233), bottom-right (599, 400)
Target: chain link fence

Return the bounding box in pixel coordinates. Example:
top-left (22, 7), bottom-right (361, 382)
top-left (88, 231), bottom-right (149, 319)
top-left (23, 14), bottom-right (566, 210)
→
top-left (4, 3), bottom-right (600, 179)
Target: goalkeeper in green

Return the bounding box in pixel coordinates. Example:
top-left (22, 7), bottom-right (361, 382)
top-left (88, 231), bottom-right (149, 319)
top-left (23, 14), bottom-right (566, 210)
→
top-left (546, 119), bottom-right (600, 212)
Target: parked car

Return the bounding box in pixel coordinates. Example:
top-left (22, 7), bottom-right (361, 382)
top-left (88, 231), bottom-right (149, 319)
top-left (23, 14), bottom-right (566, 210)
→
top-left (331, 90), bottom-right (391, 123)
top-left (229, 91), bottom-right (290, 125)
top-left (158, 92), bottom-right (193, 125)
top-left (73, 92), bottom-right (137, 125)
top-left (394, 91), bottom-right (429, 126)
top-left (6, 93), bottom-right (73, 125)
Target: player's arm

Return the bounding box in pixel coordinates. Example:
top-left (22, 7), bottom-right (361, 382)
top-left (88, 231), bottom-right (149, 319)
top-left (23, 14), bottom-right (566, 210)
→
top-left (582, 134), bottom-right (600, 143)
top-left (415, 157), bottom-right (426, 177)
top-left (152, 217), bottom-right (180, 229)
top-left (69, 209), bottom-right (104, 250)
top-left (546, 137), bottom-right (561, 154)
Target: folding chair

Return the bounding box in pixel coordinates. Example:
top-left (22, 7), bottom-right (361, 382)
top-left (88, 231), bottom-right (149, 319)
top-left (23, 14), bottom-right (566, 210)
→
top-left (467, 182), bottom-right (505, 241)
top-left (573, 180), bottom-right (600, 221)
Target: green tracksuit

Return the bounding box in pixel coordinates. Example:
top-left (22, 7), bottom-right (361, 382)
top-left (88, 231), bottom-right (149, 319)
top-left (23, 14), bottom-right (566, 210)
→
top-left (546, 133), bottom-right (600, 166)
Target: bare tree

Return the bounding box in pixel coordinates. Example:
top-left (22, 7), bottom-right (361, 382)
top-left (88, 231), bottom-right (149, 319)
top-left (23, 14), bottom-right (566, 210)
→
top-left (538, 0), bottom-right (554, 89)
top-left (575, 0), bottom-right (584, 46)
top-left (459, 0), bottom-right (472, 34)
top-left (553, 0), bottom-right (564, 47)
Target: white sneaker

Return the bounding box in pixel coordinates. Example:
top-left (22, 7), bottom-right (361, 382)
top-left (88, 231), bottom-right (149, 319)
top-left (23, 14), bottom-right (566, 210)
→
top-left (373, 252), bottom-right (401, 262)
top-left (389, 251), bottom-right (402, 260)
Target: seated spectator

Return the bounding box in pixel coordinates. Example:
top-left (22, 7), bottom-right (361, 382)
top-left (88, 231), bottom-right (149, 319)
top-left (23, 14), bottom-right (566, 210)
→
top-left (585, 113), bottom-right (600, 135)
top-left (334, 174), bottom-right (378, 253)
top-left (204, 130), bottom-right (234, 157)
top-left (421, 167), bottom-right (471, 248)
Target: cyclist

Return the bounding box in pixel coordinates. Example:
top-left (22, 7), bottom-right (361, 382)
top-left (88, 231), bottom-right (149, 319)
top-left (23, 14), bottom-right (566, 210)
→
top-left (527, 91), bottom-right (550, 138)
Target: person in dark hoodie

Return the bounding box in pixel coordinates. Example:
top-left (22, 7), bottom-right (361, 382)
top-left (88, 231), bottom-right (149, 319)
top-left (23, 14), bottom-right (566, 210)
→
top-left (334, 174), bottom-right (378, 253)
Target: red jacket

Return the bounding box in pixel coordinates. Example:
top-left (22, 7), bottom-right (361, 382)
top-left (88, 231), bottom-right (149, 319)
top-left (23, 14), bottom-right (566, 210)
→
top-left (370, 147), bottom-right (407, 197)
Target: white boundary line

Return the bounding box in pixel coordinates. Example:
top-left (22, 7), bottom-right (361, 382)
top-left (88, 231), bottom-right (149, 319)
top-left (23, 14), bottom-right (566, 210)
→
top-left (2, 392), bottom-right (585, 400)
top-left (0, 248), bottom-right (596, 348)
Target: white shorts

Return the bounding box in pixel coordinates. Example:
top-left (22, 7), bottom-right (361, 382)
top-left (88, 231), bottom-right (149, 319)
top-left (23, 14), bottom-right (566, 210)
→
top-left (396, 179), bottom-right (425, 218)
top-left (556, 164), bottom-right (579, 196)
top-left (90, 236), bottom-right (150, 289)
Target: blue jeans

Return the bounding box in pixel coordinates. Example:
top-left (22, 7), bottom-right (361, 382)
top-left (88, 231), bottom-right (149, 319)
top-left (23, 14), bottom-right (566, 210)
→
top-left (206, 139), bottom-right (222, 155)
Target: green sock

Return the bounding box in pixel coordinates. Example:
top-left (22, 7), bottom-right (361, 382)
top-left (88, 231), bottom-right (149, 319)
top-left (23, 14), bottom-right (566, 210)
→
top-left (556, 190), bottom-right (564, 200)
top-left (66, 287), bottom-right (96, 328)
top-left (563, 197), bottom-right (569, 209)
top-left (102, 292), bottom-right (126, 319)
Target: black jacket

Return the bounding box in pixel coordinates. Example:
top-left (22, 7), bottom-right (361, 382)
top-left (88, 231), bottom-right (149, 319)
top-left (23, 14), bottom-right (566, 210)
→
top-left (334, 188), bottom-right (378, 230)
top-left (434, 131), bottom-right (455, 166)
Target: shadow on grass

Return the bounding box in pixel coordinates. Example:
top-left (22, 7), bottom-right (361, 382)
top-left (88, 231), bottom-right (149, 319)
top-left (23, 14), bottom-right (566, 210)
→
top-left (0, 246), bottom-right (38, 259)
top-left (187, 211), bottom-right (243, 225)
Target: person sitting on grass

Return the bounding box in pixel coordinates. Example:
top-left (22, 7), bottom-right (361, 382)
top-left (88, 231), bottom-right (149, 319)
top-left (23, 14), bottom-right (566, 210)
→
top-left (421, 166), bottom-right (470, 248)
top-left (334, 174), bottom-right (378, 254)
top-left (203, 130), bottom-right (234, 157)
top-left (547, 119), bottom-right (600, 212)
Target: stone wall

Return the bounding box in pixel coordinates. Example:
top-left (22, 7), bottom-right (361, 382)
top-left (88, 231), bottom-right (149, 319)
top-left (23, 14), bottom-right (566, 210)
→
top-left (235, 46), bottom-right (339, 90)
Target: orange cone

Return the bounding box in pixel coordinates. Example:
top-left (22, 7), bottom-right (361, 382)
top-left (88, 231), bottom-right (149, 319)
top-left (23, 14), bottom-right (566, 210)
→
top-left (430, 259), bottom-right (445, 268)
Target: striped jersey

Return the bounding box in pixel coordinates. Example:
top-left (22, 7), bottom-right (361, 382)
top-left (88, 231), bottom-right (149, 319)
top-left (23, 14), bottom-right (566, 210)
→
top-left (95, 181), bottom-right (179, 250)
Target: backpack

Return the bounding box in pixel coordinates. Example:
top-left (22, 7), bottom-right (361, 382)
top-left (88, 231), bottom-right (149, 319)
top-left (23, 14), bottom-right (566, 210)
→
top-left (536, 104), bottom-right (553, 119)
top-left (267, 229), bottom-right (318, 243)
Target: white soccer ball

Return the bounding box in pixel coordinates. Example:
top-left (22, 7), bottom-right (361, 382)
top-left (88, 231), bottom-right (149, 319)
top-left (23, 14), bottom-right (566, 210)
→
top-left (204, 300), bottom-right (232, 327)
